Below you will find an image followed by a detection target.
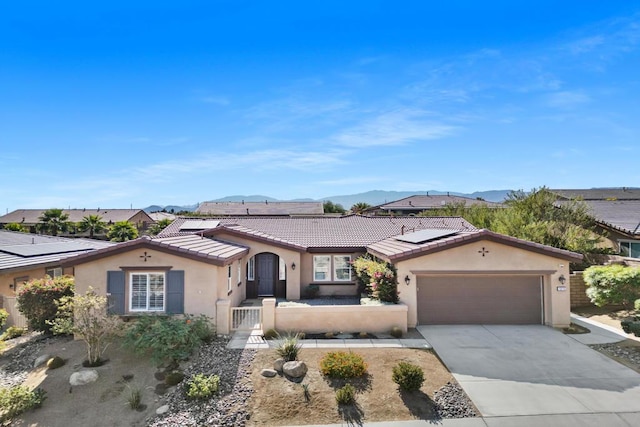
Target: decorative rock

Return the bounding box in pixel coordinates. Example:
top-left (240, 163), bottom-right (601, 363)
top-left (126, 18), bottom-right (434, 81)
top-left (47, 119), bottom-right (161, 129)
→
top-left (273, 358), bottom-right (285, 372)
top-left (283, 361), bottom-right (307, 378)
top-left (156, 405), bottom-right (170, 415)
top-left (260, 369), bottom-right (277, 378)
top-left (47, 356), bottom-right (65, 369)
top-left (34, 354), bottom-right (51, 368)
top-left (69, 370), bottom-right (99, 386)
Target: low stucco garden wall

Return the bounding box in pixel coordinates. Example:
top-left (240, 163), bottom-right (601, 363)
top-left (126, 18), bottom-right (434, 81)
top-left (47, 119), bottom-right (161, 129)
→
top-left (261, 298), bottom-right (408, 334)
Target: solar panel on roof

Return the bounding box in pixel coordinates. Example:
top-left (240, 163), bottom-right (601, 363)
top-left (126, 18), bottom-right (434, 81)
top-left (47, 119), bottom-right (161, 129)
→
top-left (0, 242), bottom-right (95, 257)
top-left (394, 229), bottom-right (458, 244)
top-left (179, 220), bottom-right (220, 231)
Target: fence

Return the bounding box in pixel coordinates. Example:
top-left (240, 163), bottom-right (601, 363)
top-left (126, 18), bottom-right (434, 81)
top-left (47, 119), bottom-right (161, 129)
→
top-left (230, 306), bottom-right (262, 331)
top-left (2, 296), bottom-right (28, 329)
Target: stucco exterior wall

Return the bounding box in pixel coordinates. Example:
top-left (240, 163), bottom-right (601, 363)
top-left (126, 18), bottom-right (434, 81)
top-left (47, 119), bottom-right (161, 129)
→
top-left (394, 239), bottom-right (572, 328)
top-left (0, 265), bottom-right (74, 298)
top-left (72, 248), bottom-right (232, 319)
top-left (213, 232), bottom-right (303, 300)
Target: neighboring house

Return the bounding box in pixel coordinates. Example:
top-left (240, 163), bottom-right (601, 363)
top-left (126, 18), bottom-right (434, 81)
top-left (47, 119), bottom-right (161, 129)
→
top-left (148, 212), bottom-right (177, 222)
top-left (64, 215), bottom-right (579, 329)
top-left (195, 201), bottom-right (324, 216)
top-left (551, 188), bottom-right (640, 258)
top-left (0, 230), bottom-right (113, 326)
top-left (0, 209), bottom-right (155, 236)
top-left (365, 194), bottom-right (503, 216)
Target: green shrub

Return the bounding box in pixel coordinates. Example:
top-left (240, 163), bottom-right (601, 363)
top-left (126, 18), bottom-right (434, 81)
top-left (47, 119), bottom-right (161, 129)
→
top-left (635, 299), bottom-right (640, 311)
top-left (123, 315), bottom-right (213, 366)
top-left (187, 315), bottom-right (216, 343)
top-left (392, 362), bottom-right (425, 391)
top-left (621, 319), bottom-right (633, 334)
top-left (335, 384), bottom-right (356, 405)
top-left (186, 374), bottom-right (220, 400)
top-left (0, 326), bottom-right (26, 341)
top-left (46, 356), bottom-right (65, 370)
top-left (0, 385), bottom-right (47, 422)
top-left (390, 326), bottom-right (403, 338)
top-left (0, 309), bottom-right (8, 329)
top-left (16, 275), bottom-right (74, 333)
top-left (275, 333), bottom-right (302, 362)
top-left (305, 284), bottom-right (320, 299)
top-left (320, 351), bottom-right (367, 379)
top-left (352, 257), bottom-right (399, 303)
top-left (628, 322), bottom-right (640, 337)
top-left (584, 265), bottom-right (640, 308)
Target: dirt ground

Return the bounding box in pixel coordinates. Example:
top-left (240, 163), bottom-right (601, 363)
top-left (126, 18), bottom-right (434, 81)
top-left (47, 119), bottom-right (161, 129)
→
top-left (574, 305), bottom-right (638, 332)
top-left (11, 337), bottom-right (166, 427)
top-left (247, 348), bottom-right (453, 426)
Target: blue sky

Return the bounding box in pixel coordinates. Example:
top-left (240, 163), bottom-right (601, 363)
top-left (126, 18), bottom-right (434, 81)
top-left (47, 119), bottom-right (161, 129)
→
top-left (1, 1), bottom-right (639, 211)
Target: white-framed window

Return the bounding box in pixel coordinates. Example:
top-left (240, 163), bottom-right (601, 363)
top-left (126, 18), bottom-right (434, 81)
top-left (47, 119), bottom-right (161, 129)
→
top-left (46, 267), bottom-right (63, 278)
top-left (227, 265), bottom-right (232, 292)
top-left (313, 255), bottom-right (331, 281)
top-left (247, 257), bottom-right (255, 280)
top-left (333, 255), bottom-right (352, 281)
top-left (279, 257), bottom-right (286, 280)
top-left (237, 261), bottom-right (242, 285)
top-left (130, 272), bottom-right (165, 312)
top-left (620, 241), bottom-right (640, 258)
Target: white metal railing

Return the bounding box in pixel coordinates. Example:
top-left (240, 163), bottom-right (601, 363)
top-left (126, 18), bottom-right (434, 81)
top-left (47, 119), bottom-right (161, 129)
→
top-left (3, 296), bottom-right (28, 329)
top-left (231, 306), bottom-right (262, 331)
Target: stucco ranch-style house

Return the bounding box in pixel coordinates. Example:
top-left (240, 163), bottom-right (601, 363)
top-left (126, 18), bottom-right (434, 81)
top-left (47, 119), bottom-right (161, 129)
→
top-left (63, 216), bottom-right (581, 334)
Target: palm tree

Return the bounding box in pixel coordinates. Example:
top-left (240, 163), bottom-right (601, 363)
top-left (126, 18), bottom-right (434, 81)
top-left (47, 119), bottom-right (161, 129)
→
top-left (148, 218), bottom-right (173, 236)
top-left (107, 221), bottom-right (139, 242)
top-left (78, 215), bottom-right (108, 238)
top-left (350, 202), bottom-right (372, 214)
top-left (37, 208), bottom-right (70, 236)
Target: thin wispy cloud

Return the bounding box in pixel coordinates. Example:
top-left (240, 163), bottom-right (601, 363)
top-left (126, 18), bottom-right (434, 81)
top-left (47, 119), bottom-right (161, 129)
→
top-left (200, 96), bottom-right (230, 106)
top-left (332, 109), bottom-right (456, 148)
top-left (546, 91), bottom-right (591, 108)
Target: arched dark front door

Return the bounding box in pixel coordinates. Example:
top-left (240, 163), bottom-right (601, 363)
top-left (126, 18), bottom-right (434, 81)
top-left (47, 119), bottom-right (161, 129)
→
top-left (256, 253), bottom-right (277, 296)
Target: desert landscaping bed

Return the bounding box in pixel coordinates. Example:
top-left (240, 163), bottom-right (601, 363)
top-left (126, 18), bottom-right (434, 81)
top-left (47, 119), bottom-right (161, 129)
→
top-left (247, 347), bottom-right (477, 426)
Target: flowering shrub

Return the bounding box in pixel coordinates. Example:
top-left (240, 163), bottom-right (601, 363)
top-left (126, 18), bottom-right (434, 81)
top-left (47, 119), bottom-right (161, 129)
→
top-left (320, 351), bottom-right (368, 379)
top-left (352, 256), bottom-right (399, 303)
top-left (16, 275), bottom-right (74, 333)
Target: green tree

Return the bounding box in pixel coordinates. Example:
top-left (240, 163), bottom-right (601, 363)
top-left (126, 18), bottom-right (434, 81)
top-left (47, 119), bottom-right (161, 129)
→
top-left (148, 218), bottom-right (173, 236)
top-left (107, 221), bottom-right (139, 242)
top-left (350, 202), bottom-right (372, 214)
top-left (77, 214), bottom-right (107, 238)
top-left (2, 223), bottom-right (27, 232)
top-left (323, 200), bottom-right (346, 214)
top-left (37, 208), bottom-right (70, 236)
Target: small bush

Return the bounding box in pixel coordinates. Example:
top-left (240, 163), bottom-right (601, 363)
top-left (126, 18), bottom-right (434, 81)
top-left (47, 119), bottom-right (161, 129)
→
top-left (390, 326), bottom-right (403, 338)
top-left (16, 275), bottom-right (74, 333)
top-left (320, 351), bottom-right (368, 379)
top-left (584, 265), bottom-right (640, 308)
top-left (263, 328), bottom-right (278, 340)
top-left (46, 356), bottom-right (65, 370)
top-left (335, 384), bottom-right (356, 405)
top-left (392, 362), bottom-right (425, 391)
top-left (635, 299), bottom-right (640, 311)
top-left (186, 374), bottom-right (220, 400)
top-left (0, 326), bottom-right (26, 341)
top-left (188, 315), bottom-right (216, 343)
top-left (0, 385), bottom-right (47, 422)
top-left (628, 322), bottom-right (640, 337)
top-left (275, 333), bottom-right (302, 362)
top-left (305, 284), bottom-right (320, 299)
top-left (0, 309), bottom-right (8, 329)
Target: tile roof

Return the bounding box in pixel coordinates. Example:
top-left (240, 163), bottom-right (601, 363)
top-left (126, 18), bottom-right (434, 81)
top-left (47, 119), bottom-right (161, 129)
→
top-left (195, 201), bottom-right (324, 216)
top-left (367, 229), bottom-right (583, 262)
top-left (557, 200), bottom-right (640, 236)
top-left (161, 215), bottom-right (477, 249)
top-left (551, 188), bottom-right (640, 201)
top-left (0, 209), bottom-right (153, 224)
top-left (63, 235), bottom-right (248, 267)
top-left (0, 231), bottom-right (113, 272)
top-left (372, 194), bottom-right (503, 210)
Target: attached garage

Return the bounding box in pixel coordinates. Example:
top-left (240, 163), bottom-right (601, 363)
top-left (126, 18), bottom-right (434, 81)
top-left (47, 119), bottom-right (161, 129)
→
top-left (417, 275), bottom-right (543, 325)
top-left (367, 229), bottom-right (584, 328)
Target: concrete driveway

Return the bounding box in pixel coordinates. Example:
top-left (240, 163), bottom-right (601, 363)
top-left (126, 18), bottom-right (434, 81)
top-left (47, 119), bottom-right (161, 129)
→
top-left (418, 325), bottom-right (640, 424)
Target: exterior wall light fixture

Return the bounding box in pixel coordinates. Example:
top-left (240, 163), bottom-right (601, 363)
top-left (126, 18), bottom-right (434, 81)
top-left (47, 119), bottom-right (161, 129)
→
top-left (558, 274), bottom-right (566, 285)
top-left (404, 275), bottom-right (411, 286)
top-left (291, 262), bottom-right (296, 270)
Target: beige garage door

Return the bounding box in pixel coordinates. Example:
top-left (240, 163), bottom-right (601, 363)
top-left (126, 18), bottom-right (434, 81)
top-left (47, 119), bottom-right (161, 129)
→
top-left (417, 275), bottom-right (543, 324)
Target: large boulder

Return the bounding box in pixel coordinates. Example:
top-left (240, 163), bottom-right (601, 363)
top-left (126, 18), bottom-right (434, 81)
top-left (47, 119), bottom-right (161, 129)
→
top-left (283, 361), bottom-right (307, 379)
top-left (69, 370), bottom-right (99, 386)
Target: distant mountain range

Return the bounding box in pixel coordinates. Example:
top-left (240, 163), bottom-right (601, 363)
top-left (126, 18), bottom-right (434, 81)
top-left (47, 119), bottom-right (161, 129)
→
top-left (143, 189), bottom-right (512, 213)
